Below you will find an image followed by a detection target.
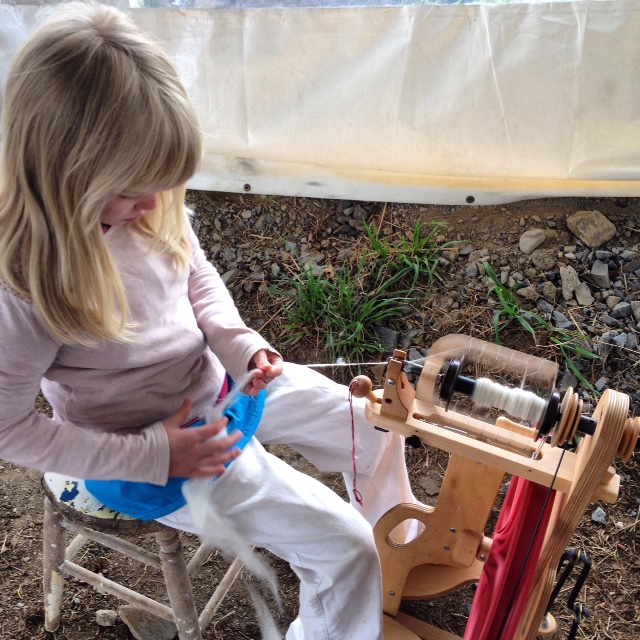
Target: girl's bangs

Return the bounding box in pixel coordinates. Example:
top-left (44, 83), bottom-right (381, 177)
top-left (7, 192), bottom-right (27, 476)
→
top-left (126, 105), bottom-right (201, 195)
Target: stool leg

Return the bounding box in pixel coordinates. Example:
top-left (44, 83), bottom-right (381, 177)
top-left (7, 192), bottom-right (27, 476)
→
top-left (42, 497), bottom-right (67, 632)
top-left (155, 527), bottom-right (202, 640)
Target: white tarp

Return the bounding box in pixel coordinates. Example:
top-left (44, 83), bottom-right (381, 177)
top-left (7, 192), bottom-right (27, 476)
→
top-left (1, 0), bottom-right (639, 204)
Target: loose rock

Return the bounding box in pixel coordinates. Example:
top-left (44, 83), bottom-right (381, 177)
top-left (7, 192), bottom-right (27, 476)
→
top-left (566, 210), bottom-right (616, 248)
top-left (519, 228), bottom-right (546, 254)
top-left (96, 610), bottom-right (118, 627)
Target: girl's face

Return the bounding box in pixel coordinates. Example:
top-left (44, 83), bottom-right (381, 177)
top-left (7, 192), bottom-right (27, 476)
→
top-left (101, 192), bottom-right (158, 226)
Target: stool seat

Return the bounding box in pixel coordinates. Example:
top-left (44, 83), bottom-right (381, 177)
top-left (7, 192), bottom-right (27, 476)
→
top-left (42, 472), bottom-right (160, 534)
top-left (42, 472), bottom-right (243, 640)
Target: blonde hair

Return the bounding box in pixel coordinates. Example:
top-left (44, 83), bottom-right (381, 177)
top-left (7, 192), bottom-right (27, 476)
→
top-left (0, 3), bottom-right (202, 344)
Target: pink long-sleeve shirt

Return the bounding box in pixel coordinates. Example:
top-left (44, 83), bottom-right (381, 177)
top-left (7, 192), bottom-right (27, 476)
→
top-left (0, 220), bottom-right (272, 485)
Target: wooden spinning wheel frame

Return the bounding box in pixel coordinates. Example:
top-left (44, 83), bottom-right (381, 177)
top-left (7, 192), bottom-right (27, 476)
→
top-left (353, 335), bottom-right (635, 640)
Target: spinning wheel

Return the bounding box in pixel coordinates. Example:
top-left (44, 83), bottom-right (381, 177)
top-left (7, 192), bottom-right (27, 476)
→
top-left (351, 335), bottom-right (637, 640)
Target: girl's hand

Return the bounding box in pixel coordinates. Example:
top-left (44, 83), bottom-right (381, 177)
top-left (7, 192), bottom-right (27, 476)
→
top-left (244, 349), bottom-right (284, 396)
top-left (162, 399), bottom-right (242, 478)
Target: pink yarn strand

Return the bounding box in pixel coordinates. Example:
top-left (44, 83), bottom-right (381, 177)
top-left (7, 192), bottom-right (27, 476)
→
top-left (348, 380), bottom-right (364, 507)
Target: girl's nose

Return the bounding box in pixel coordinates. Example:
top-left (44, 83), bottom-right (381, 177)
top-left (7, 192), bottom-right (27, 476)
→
top-left (135, 193), bottom-right (158, 212)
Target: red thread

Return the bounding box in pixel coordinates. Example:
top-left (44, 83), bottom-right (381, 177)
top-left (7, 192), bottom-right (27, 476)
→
top-left (348, 380), bottom-right (364, 507)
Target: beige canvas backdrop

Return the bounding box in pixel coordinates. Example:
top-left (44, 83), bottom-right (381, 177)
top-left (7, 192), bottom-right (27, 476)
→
top-left (1, 0), bottom-right (639, 204)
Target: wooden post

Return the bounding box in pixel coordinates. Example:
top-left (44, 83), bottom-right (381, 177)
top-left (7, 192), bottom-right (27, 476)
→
top-left (42, 497), bottom-right (66, 632)
top-left (155, 527), bottom-right (202, 640)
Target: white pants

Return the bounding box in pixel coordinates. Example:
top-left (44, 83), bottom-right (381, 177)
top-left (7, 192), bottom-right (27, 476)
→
top-left (157, 363), bottom-right (415, 640)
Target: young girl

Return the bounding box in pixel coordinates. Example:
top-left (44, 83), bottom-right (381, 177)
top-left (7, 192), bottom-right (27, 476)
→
top-left (0, 5), bottom-right (416, 638)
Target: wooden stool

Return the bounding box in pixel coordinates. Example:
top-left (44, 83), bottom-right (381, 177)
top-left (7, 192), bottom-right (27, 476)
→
top-left (41, 472), bottom-right (243, 640)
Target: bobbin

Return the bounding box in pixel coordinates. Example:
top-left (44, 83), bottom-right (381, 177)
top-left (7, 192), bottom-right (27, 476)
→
top-left (435, 357), bottom-right (560, 439)
top-left (423, 357), bottom-right (607, 447)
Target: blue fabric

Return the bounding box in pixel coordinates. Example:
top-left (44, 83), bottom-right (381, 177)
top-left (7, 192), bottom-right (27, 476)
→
top-left (85, 387), bottom-right (266, 521)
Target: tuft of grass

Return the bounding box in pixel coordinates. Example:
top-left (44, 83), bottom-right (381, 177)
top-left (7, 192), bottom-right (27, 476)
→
top-left (271, 255), bottom-right (411, 364)
top-left (270, 222), bottom-right (452, 364)
top-left (364, 220), bottom-right (452, 287)
top-left (483, 262), bottom-right (537, 342)
top-left (483, 261), bottom-right (600, 394)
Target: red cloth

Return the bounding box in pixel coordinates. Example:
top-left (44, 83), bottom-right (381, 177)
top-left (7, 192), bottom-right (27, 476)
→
top-left (464, 476), bottom-right (556, 640)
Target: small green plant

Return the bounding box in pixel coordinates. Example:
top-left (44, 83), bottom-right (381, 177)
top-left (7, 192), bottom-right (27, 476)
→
top-left (483, 261), bottom-right (600, 393)
top-left (278, 263), bottom-right (329, 334)
top-left (271, 255), bottom-right (411, 364)
top-left (269, 221), bottom-right (452, 365)
top-left (364, 220), bottom-right (451, 287)
top-left (325, 257), bottom-right (411, 363)
top-left (483, 262), bottom-right (537, 341)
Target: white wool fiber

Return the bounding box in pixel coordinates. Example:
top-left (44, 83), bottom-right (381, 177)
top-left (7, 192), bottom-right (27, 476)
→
top-left (182, 371), bottom-right (282, 639)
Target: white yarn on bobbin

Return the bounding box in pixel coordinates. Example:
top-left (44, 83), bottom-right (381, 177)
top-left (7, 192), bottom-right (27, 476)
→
top-left (472, 377), bottom-right (546, 423)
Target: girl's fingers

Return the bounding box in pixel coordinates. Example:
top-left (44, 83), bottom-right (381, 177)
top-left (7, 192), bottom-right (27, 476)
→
top-left (190, 417), bottom-right (228, 439)
top-left (165, 410), bottom-right (243, 477)
top-left (201, 429), bottom-right (243, 450)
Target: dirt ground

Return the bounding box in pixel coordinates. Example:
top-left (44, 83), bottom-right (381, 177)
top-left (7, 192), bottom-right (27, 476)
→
top-left (0, 194), bottom-right (638, 640)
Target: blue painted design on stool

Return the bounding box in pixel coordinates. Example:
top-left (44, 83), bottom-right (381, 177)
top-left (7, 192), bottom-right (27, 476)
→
top-left (60, 481), bottom-right (80, 503)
